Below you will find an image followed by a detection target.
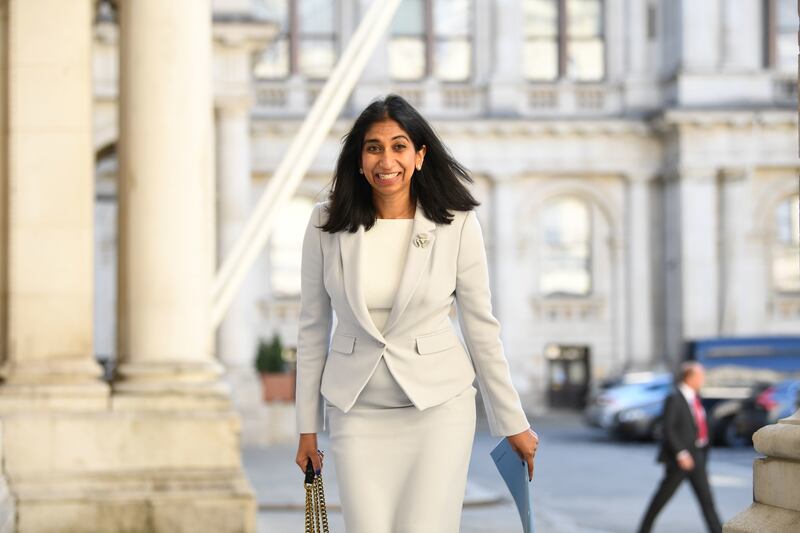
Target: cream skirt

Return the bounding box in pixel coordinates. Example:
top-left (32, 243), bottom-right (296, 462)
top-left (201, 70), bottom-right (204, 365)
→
top-left (326, 383), bottom-right (477, 533)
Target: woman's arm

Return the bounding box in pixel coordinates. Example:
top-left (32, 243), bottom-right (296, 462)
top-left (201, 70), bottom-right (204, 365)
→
top-left (455, 210), bottom-right (530, 437)
top-left (295, 203), bottom-right (333, 434)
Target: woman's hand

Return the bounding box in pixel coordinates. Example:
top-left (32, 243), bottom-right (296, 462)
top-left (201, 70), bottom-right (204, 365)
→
top-left (506, 427), bottom-right (539, 482)
top-left (296, 433), bottom-right (324, 475)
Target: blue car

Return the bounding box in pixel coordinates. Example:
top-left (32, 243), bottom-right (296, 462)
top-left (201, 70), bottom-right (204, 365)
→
top-left (584, 372), bottom-right (674, 440)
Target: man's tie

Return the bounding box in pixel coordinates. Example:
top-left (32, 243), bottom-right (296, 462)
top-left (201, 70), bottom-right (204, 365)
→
top-left (693, 395), bottom-right (708, 445)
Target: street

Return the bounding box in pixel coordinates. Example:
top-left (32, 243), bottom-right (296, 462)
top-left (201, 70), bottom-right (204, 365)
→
top-left (249, 411), bottom-right (756, 532)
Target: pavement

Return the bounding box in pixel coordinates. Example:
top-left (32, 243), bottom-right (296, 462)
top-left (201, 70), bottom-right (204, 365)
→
top-left (244, 410), bottom-right (757, 533)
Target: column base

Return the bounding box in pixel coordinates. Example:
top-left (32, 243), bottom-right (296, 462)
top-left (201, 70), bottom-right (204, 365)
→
top-left (724, 502), bottom-right (800, 533)
top-left (1, 405), bottom-right (256, 533)
top-left (113, 360), bottom-right (232, 410)
top-left (0, 358), bottom-right (105, 386)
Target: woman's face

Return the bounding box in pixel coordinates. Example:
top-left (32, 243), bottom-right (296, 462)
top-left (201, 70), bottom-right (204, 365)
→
top-left (361, 119), bottom-right (426, 202)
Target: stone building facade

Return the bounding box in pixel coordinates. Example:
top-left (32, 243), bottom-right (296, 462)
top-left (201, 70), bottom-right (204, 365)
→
top-left (91, 0), bottom-right (800, 440)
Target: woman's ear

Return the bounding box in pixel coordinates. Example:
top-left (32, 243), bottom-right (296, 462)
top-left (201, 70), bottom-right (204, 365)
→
top-left (416, 145), bottom-right (427, 169)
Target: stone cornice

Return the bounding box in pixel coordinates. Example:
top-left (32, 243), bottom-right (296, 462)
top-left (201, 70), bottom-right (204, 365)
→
top-left (251, 118), bottom-right (653, 138)
top-left (656, 109), bottom-right (797, 131)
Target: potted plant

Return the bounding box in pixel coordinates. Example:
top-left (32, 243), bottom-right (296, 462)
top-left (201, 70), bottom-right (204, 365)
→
top-left (255, 333), bottom-right (295, 402)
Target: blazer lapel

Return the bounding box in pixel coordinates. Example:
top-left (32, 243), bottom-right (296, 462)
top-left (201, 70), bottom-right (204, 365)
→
top-left (338, 225), bottom-right (385, 343)
top-left (381, 203), bottom-right (437, 335)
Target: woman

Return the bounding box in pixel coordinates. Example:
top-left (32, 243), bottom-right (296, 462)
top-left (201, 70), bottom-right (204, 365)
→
top-left (294, 94), bottom-right (538, 533)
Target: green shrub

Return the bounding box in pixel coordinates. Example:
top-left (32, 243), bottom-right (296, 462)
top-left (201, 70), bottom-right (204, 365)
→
top-left (255, 334), bottom-right (285, 374)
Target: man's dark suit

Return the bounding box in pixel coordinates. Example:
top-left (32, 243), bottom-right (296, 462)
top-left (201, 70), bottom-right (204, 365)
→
top-left (638, 389), bottom-right (722, 533)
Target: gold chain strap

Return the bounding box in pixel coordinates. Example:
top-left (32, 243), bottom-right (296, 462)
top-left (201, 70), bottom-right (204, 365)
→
top-left (304, 472), bottom-right (330, 533)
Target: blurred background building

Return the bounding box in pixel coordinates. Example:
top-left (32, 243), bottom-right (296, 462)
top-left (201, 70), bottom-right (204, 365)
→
top-left (90, 0), bottom-right (800, 443)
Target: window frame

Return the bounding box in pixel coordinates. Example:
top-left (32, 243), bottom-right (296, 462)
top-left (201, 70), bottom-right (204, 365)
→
top-left (254, 0), bottom-right (339, 81)
top-left (538, 196), bottom-right (595, 299)
top-left (389, 0), bottom-right (475, 83)
top-left (524, 0), bottom-right (607, 84)
top-left (771, 193), bottom-right (800, 295)
top-left (764, 0), bottom-right (796, 72)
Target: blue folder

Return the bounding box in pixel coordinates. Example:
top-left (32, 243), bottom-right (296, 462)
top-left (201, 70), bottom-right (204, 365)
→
top-left (490, 438), bottom-right (534, 533)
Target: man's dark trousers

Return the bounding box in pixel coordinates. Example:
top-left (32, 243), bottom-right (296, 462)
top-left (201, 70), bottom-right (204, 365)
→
top-left (638, 446), bottom-right (722, 533)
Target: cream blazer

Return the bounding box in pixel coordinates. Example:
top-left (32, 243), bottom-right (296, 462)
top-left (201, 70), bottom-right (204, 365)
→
top-left (295, 200), bottom-right (531, 437)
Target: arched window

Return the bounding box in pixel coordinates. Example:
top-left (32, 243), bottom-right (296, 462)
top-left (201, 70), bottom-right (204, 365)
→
top-left (389, 0), bottom-right (473, 82)
top-left (772, 193), bottom-right (800, 293)
top-left (524, 0), bottom-right (605, 81)
top-left (269, 197), bottom-right (315, 297)
top-left (540, 197), bottom-right (592, 297)
top-left (254, 0), bottom-right (337, 80)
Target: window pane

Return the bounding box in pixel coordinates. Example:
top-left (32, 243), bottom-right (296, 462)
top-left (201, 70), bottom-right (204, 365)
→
top-left (434, 0), bottom-right (470, 36)
top-left (299, 0), bottom-right (335, 34)
top-left (777, 0), bottom-right (796, 31)
top-left (254, 38), bottom-right (290, 78)
top-left (567, 0), bottom-right (603, 38)
top-left (540, 198), bottom-right (592, 297)
top-left (773, 195), bottom-right (800, 293)
top-left (776, 33), bottom-right (797, 74)
top-left (434, 39), bottom-right (471, 80)
top-left (525, 0), bottom-right (558, 38)
top-left (393, 0), bottom-right (425, 36)
top-left (524, 39), bottom-right (558, 80)
top-left (390, 37), bottom-right (426, 80)
top-left (567, 38), bottom-right (604, 80)
top-left (299, 39), bottom-right (336, 78)
top-left (257, 0), bottom-right (289, 32)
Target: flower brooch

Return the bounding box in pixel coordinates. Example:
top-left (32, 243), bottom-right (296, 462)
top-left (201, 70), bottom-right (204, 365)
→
top-left (413, 232), bottom-right (430, 248)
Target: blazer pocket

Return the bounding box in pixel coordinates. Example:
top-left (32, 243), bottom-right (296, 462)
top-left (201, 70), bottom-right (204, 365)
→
top-left (330, 333), bottom-right (356, 354)
top-left (415, 328), bottom-right (458, 355)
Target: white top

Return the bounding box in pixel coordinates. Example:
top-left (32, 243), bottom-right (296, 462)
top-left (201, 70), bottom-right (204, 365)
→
top-left (355, 218), bottom-right (415, 408)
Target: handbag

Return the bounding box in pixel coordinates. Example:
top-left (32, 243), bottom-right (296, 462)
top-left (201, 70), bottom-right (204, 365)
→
top-left (304, 458), bottom-right (331, 533)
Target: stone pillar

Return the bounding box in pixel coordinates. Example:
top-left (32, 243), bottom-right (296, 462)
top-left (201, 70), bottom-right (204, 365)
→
top-left (680, 0), bottom-right (721, 72)
top-left (724, 411), bottom-right (800, 532)
top-left (626, 174), bottom-right (655, 366)
top-left (720, 0), bottom-right (762, 72)
top-left (488, 0), bottom-right (524, 116)
top-left (0, 0), bottom-right (106, 396)
top-left (678, 170), bottom-right (720, 339)
top-left (115, 0), bottom-right (225, 398)
top-left (216, 100), bottom-right (258, 375)
top-left (718, 168), bottom-right (767, 334)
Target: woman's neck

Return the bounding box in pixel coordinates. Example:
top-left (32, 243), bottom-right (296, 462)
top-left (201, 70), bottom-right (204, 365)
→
top-left (373, 195), bottom-right (415, 219)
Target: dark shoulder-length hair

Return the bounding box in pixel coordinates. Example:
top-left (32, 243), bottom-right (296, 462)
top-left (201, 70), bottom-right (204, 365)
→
top-left (320, 94), bottom-right (479, 233)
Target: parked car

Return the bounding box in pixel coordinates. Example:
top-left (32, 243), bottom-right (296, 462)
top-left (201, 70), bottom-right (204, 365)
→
top-left (715, 379), bottom-right (800, 447)
top-left (584, 372), bottom-right (673, 440)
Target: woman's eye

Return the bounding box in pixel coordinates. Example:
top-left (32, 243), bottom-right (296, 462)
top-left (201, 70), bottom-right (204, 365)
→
top-left (394, 144), bottom-right (406, 151)
top-left (367, 145), bottom-right (380, 152)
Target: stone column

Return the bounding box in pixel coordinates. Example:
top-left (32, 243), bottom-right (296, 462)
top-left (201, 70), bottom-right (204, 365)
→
top-left (0, 0), bottom-right (106, 396)
top-left (216, 100), bottom-right (258, 375)
top-left (681, 0), bottom-right (721, 72)
top-left (678, 169), bottom-right (720, 339)
top-left (115, 0), bottom-right (225, 398)
top-left (488, 0), bottom-right (524, 116)
top-left (626, 174), bottom-right (655, 366)
top-left (724, 411), bottom-right (800, 532)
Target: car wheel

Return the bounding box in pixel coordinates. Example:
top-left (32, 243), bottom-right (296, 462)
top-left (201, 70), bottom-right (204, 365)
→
top-left (722, 417), bottom-right (748, 448)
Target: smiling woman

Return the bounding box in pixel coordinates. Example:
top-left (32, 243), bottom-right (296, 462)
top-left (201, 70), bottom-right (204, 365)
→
top-left (294, 94), bottom-right (540, 533)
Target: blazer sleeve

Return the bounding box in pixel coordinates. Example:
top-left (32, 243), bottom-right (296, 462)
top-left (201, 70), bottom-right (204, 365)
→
top-left (295, 203), bottom-right (333, 434)
top-left (455, 210), bottom-right (531, 437)
top-left (662, 393), bottom-right (688, 457)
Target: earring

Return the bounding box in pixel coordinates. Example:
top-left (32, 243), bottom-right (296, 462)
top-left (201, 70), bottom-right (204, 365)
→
top-left (359, 168), bottom-right (364, 174)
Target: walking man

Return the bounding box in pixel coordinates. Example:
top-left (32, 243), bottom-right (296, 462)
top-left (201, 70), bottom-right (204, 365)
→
top-left (638, 362), bottom-right (723, 533)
